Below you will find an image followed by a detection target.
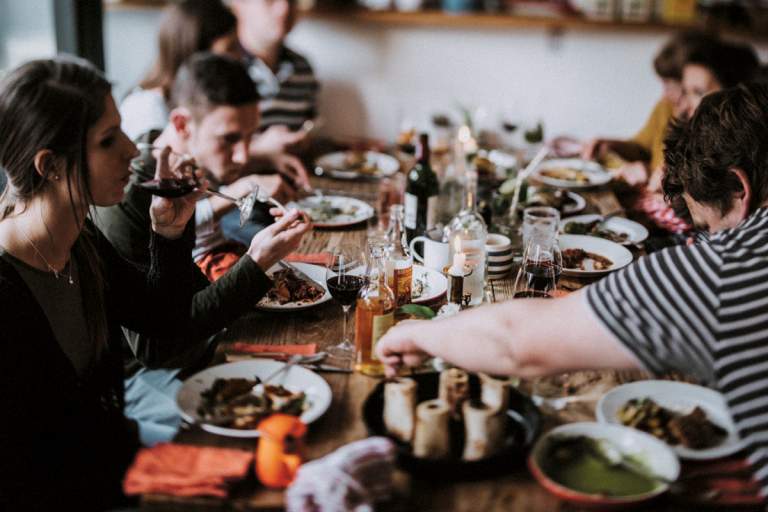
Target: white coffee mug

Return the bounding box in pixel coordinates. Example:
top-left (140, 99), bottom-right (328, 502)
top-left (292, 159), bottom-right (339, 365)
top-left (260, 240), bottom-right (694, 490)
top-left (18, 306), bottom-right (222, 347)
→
top-left (485, 233), bottom-right (514, 280)
top-left (410, 235), bottom-right (450, 271)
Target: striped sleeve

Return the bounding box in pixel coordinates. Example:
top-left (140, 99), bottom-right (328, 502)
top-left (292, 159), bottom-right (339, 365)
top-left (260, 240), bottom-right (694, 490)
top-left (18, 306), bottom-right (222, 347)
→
top-left (586, 246), bottom-right (717, 385)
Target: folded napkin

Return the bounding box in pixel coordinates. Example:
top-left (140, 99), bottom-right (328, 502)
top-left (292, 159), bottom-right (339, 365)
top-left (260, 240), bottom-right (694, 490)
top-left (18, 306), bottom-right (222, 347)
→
top-left (123, 443), bottom-right (253, 498)
top-left (227, 343), bottom-right (317, 356)
top-left (284, 253), bottom-right (333, 267)
top-left (285, 437), bottom-right (396, 512)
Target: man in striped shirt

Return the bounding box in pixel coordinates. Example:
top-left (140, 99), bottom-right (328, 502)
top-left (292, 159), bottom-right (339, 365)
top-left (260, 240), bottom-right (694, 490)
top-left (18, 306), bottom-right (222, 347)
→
top-left (377, 82), bottom-right (768, 499)
top-left (228, 0), bottom-right (318, 150)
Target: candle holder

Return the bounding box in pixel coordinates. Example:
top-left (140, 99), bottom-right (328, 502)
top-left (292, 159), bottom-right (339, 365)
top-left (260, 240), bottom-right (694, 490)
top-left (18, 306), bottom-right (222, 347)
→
top-left (447, 265), bottom-right (473, 307)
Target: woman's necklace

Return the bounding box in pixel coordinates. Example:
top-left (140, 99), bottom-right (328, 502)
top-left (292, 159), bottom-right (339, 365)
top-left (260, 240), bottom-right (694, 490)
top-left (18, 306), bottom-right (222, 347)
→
top-left (19, 230), bottom-right (74, 285)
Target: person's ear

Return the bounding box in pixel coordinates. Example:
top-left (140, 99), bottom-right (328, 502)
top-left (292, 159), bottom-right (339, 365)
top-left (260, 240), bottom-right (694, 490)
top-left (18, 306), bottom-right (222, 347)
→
top-left (170, 108), bottom-right (193, 140)
top-left (729, 167), bottom-right (752, 222)
top-left (32, 150), bottom-right (63, 183)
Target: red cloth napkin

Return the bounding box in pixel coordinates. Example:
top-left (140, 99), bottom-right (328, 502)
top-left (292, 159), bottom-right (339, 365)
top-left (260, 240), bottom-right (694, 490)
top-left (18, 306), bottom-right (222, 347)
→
top-left (284, 253), bottom-right (333, 266)
top-left (123, 443), bottom-right (253, 498)
top-left (674, 456), bottom-right (764, 507)
top-left (226, 343), bottom-right (317, 356)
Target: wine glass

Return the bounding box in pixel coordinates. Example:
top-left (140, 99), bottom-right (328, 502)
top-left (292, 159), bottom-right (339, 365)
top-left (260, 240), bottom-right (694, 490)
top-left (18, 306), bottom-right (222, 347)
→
top-left (325, 244), bottom-right (368, 360)
top-left (512, 238), bottom-right (562, 299)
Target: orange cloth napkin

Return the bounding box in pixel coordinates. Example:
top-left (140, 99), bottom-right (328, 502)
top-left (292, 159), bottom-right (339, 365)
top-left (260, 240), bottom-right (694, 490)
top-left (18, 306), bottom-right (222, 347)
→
top-left (226, 343), bottom-right (317, 356)
top-left (284, 252), bottom-right (333, 266)
top-left (123, 443), bottom-right (253, 498)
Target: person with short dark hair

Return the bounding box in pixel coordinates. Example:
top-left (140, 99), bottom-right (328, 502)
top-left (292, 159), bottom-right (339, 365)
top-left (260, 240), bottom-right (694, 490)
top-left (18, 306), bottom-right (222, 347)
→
top-left (377, 82), bottom-right (768, 501)
top-left (96, 52), bottom-right (311, 445)
top-left (121, 0), bottom-right (239, 141)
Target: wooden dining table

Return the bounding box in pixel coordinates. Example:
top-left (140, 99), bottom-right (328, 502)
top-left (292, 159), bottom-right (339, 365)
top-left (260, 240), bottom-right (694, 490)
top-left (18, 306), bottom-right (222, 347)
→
top-left (139, 174), bottom-right (719, 512)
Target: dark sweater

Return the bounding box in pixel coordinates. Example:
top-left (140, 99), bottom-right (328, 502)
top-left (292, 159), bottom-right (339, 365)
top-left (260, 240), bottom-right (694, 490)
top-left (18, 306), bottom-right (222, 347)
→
top-left (94, 133), bottom-right (272, 371)
top-left (0, 223), bottom-right (267, 510)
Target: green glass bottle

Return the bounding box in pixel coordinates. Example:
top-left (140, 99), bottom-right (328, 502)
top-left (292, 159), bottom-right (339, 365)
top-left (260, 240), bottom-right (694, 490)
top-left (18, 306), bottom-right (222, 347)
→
top-left (404, 133), bottom-right (439, 243)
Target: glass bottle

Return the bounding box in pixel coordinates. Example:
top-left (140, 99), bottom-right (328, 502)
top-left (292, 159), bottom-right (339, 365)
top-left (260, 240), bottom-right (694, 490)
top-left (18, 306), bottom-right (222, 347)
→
top-left (404, 133), bottom-right (439, 243)
top-left (445, 167), bottom-right (487, 307)
top-left (354, 245), bottom-right (396, 377)
top-left (435, 138), bottom-right (467, 230)
top-left (386, 204), bottom-right (413, 307)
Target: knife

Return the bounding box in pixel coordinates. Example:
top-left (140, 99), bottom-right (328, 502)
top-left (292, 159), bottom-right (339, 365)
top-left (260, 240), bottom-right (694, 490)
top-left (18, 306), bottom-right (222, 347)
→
top-left (278, 260), bottom-right (327, 296)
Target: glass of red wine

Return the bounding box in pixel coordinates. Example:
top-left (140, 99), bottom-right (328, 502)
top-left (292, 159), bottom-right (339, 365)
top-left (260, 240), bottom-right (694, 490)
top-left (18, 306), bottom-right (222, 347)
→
top-left (512, 238), bottom-right (562, 299)
top-left (326, 244), bottom-right (368, 360)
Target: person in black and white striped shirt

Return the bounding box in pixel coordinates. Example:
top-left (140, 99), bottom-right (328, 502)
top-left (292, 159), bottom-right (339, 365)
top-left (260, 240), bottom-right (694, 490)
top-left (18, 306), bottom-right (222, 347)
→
top-left (227, 0), bottom-right (318, 155)
top-left (376, 82), bottom-right (768, 500)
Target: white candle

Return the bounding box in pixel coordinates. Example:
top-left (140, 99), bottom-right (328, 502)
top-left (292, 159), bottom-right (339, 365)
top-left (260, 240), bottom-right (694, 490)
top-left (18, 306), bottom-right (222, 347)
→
top-left (449, 252), bottom-right (466, 276)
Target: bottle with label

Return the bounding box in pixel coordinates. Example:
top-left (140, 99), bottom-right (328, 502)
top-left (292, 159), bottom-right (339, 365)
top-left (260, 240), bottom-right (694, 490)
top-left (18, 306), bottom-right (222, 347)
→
top-left (404, 133), bottom-right (439, 243)
top-left (354, 245), bottom-right (396, 377)
top-left (445, 166), bottom-right (487, 307)
top-left (386, 204), bottom-right (413, 307)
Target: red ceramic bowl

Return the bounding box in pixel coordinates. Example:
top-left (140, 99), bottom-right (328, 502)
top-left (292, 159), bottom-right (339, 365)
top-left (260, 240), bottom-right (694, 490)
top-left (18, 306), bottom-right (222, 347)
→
top-left (528, 422), bottom-right (680, 509)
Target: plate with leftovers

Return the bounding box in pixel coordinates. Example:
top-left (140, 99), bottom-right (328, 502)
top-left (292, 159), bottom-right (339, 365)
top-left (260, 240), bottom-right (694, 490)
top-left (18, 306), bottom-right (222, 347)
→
top-left (256, 262), bottom-right (331, 311)
top-left (558, 234), bottom-right (633, 277)
top-left (177, 359), bottom-right (332, 438)
top-left (596, 380), bottom-right (743, 460)
top-left (411, 265), bottom-right (447, 304)
top-left (315, 150), bottom-right (400, 180)
top-left (529, 422), bottom-right (679, 507)
top-left (291, 195), bottom-right (374, 228)
top-left (521, 188), bottom-right (586, 216)
top-left (534, 159), bottom-right (612, 189)
top-left (363, 370), bottom-right (540, 480)
top-left (560, 214), bottom-right (649, 246)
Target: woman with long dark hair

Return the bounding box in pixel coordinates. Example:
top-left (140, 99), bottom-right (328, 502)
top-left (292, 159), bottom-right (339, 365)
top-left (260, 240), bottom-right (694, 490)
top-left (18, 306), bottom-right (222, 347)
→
top-left (120, 0), bottom-right (239, 140)
top-left (0, 56), bottom-right (302, 510)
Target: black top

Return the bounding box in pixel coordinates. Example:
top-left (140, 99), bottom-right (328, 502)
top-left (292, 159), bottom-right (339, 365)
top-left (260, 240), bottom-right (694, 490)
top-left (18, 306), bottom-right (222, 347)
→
top-left (94, 131), bottom-right (273, 373)
top-left (0, 221), bottom-right (267, 510)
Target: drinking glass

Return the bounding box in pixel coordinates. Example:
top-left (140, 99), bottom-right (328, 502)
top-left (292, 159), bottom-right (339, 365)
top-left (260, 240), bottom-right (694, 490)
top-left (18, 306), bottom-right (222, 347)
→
top-left (325, 244), bottom-right (368, 360)
top-left (522, 206), bottom-right (560, 249)
top-left (512, 237), bottom-right (563, 299)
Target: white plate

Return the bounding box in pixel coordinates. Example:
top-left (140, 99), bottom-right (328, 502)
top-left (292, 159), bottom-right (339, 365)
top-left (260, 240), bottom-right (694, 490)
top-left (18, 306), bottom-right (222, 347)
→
top-left (524, 189), bottom-right (586, 216)
top-left (256, 262), bottom-right (332, 311)
top-left (560, 214), bottom-right (649, 246)
top-left (559, 234), bottom-right (634, 277)
top-left (291, 195), bottom-right (375, 228)
top-left (411, 264), bottom-right (447, 304)
top-left (177, 359), bottom-right (332, 438)
top-left (534, 158), bottom-right (612, 189)
top-left (315, 151), bottom-right (400, 180)
top-left (596, 381), bottom-right (743, 460)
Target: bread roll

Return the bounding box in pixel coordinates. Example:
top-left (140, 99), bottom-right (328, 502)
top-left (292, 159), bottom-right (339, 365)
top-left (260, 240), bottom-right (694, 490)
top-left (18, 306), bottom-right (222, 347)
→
top-left (462, 400), bottom-right (505, 461)
top-left (479, 373), bottom-right (517, 413)
top-left (413, 399), bottom-right (451, 459)
top-left (383, 378), bottom-right (417, 443)
top-left (438, 368), bottom-right (469, 420)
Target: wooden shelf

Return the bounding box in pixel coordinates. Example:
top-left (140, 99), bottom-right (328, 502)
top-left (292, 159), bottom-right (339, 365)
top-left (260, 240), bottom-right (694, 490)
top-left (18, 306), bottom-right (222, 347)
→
top-left (306, 8), bottom-right (697, 34)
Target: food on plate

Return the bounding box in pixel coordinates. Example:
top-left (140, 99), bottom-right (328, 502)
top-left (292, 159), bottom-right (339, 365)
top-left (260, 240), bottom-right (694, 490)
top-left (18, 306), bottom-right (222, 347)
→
top-left (384, 378), bottom-right (417, 443)
top-left (562, 248), bottom-right (614, 271)
top-left (539, 435), bottom-right (661, 497)
top-left (462, 399), bottom-right (505, 461)
top-left (382, 369), bottom-right (513, 461)
top-left (473, 156), bottom-right (496, 176)
top-left (439, 368), bottom-right (470, 420)
top-left (413, 399), bottom-right (452, 458)
top-left (343, 150), bottom-right (379, 175)
top-left (563, 220), bottom-right (630, 244)
top-left (263, 268), bottom-right (325, 305)
top-left (197, 377), bottom-right (307, 429)
top-left (618, 398), bottom-right (727, 449)
top-left (305, 199), bottom-right (360, 222)
top-left (411, 274), bottom-right (429, 300)
top-left (524, 188), bottom-right (578, 213)
top-left (540, 167), bottom-right (590, 184)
